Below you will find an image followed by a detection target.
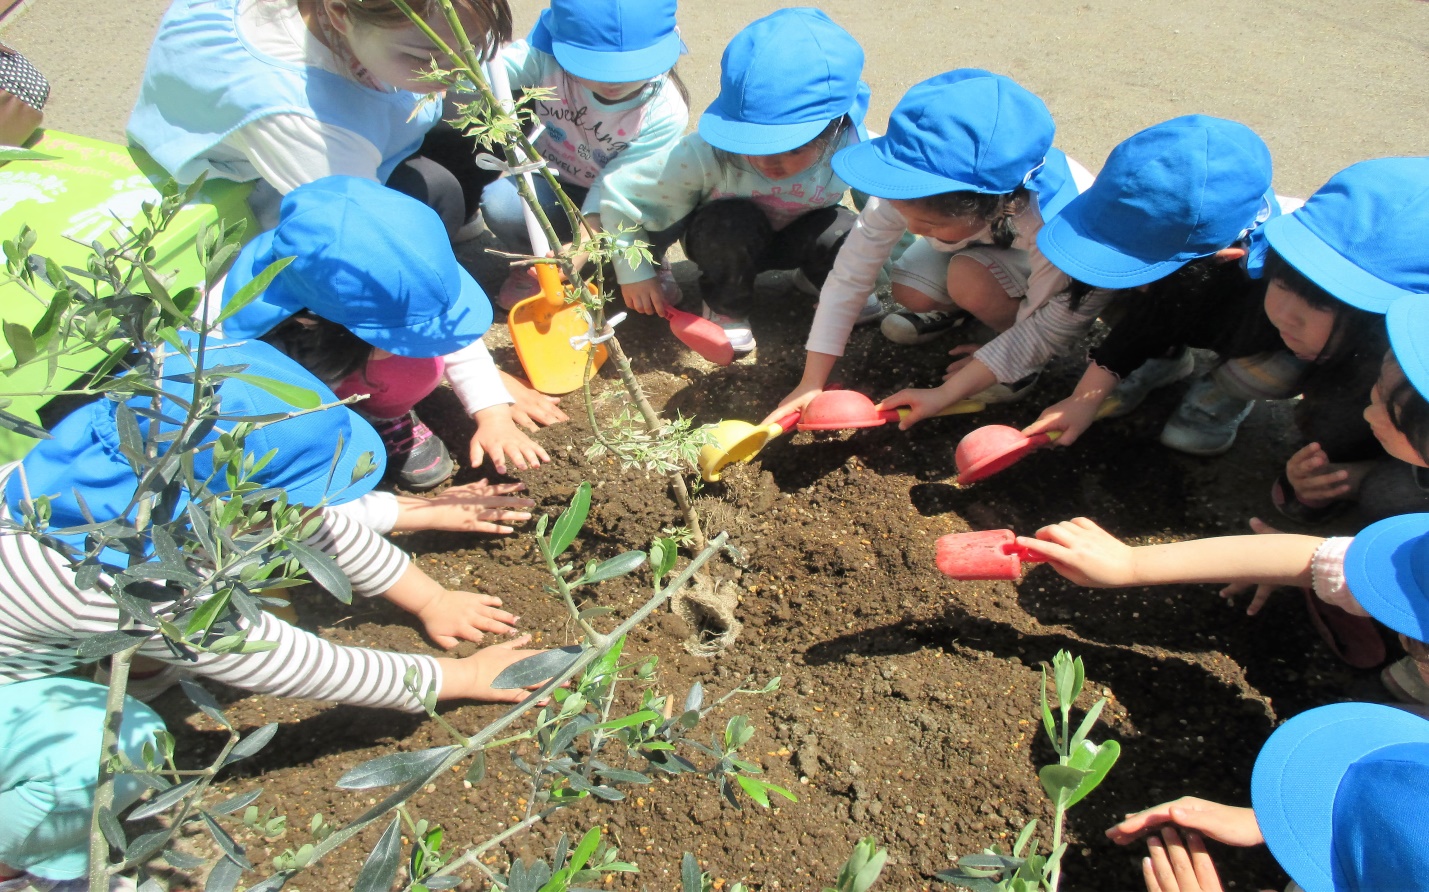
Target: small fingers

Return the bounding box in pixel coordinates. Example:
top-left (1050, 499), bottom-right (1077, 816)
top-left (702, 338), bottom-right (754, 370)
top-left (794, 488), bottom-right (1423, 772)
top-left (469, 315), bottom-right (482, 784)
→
top-left (1246, 584), bottom-right (1277, 616)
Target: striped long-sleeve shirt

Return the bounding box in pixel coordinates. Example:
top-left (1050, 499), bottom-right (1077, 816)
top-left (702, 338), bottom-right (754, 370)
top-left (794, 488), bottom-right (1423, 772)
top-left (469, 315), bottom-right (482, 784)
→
top-left (0, 464), bottom-right (440, 712)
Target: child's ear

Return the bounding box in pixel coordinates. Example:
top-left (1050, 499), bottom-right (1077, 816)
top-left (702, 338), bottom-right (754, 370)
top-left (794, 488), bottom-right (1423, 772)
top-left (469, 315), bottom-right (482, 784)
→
top-left (1212, 246), bottom-right (1248, 264)
top-left (323, 0), bottom-right (353, 36)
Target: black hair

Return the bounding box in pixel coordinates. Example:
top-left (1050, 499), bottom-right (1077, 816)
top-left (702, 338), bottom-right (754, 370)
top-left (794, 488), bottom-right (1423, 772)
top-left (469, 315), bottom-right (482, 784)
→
top-left (906, 187), bottom-right (1032, 250)
top-left (1065, 253), bottom-right (1232, 312)
top-left (1263, 249), bottom-right (1387, 367)
top-left (258, 311), bottom-right (373, 387)
top-left (1384, 351), bottom-right (1429, 460)
top-left (665, 66), bottom-right (689, 108)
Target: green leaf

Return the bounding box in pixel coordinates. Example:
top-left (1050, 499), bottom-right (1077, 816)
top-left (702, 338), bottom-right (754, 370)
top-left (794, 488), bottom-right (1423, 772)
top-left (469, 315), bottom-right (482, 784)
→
top-left (650, 537), bottom-right (678, 579)
top-left (2, 321), bottom-right (36, 365)
top-left (226, 372), bottom-right (321, 409)
top-left (286, 540), bottom-right (352, 604)
top-left (1069, 697), bottom-right (1108, 753)
top-left (179, 677), bottom-right (232, 729)
top-left (352, 815), bottom-right (403, 892)
top-left (734, 775), bottom-right (795, 808)
top-left (183, 589), bottom-right (232, 637)
top-left (337, 746), bottom-right (458, 789)
top-left (1012, 820), bottom-right (1039, 858)
top-left (569, 826), bottom-right (601, 874)
top-left (466, 749), bottom-right (487, 785)
top-left (724, 714), bottom-right (755, 751)
top-left (210, 788), bottom-right (264, 816)
top-left (98, 805), bottom-right (126, 851)
top-left (680, 853), bottom-right (702, 892)
top-left (224, 723), bottom-right (279, 765)
top-left (590, 709), bottom-right (661, 732)
top-left (1039, 667), bottom-right (1057, 746)
top-left (213, 256), bottom-right (294, 326)
top-left (550, 482), bottom-right (591, 557)
top-left (77, 630), bottom-right (152, 660)
top-left (580, 550), bottom-right (646, 585)
top-left (492, 645), bottom-right (582, 690)
top-left (1037, 764), bottom-right (1091, 809)
top-left (1053, 651), bottom-right (1078, 715)
top-left (1064, 739), bottom-right (1120, 808)
top-left (206, 855), bottom-right (244, 892)
top-left (128, 777), bottom-right (202, 822)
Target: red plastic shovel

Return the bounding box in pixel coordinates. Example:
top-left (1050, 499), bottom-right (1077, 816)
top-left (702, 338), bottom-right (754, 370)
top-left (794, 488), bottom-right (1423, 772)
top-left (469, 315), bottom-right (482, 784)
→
top-left (954, 424), bottom-right (1060, 484)
top-left (935, 529), bottom-right (1046, 580)
top-left (665, 307), bottom-right (733, 366)
top-left (796, 390), bottom-right (984, 431)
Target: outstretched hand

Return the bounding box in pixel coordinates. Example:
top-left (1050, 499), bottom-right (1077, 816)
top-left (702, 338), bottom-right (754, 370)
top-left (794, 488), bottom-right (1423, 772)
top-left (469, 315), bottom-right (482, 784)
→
top-left (1142, 828), bottom-right (1224, 892)
top-left (392, 480), bottom-right (535, 535)
top-left (471, 408), bottom-right (551, 475)
top-left (417, 588), bottom-right (519, 648)
top-left (876, 386), bottom-right (953, 430)
top-left (1022, 393), bottom-right (1101, 446)
top-left (763, 384), bottom-right (822, 427)
top-left (1016, 517), bottom-right (1137, 587)
top-left (499, 371), bottom-right (568, 430)
top-left (1285, 442), bottom-right (1352, 504)
top-left (440, 634), bottom-right (552, 703)
top-left (1108, 797), bottom-right (1263, 848)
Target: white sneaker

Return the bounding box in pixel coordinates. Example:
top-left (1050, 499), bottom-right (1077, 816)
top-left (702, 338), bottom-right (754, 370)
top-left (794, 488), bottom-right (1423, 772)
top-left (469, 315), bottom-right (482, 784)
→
top-left (702, 306), bottom-right (755, 353)
top-left (854, 293), bottom-right (886, 325)
top-left (966, 372), bottom-right (1040, 405)
top-left (880, 308), bottom-right (969, 345)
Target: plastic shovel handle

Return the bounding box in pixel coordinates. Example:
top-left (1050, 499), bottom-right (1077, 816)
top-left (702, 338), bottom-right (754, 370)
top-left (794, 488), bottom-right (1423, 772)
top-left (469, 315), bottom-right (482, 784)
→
top-left (766, 410), bottom-right (802, 437)
top-left (880, 400), bottom-right (987, 424)
top-left (488, 61), bottom-right (550, 256)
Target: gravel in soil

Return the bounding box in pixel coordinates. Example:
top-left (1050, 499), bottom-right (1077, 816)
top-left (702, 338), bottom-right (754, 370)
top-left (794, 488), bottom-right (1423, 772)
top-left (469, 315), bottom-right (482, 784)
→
top-left (155, 264), bottom-right (1381, 891)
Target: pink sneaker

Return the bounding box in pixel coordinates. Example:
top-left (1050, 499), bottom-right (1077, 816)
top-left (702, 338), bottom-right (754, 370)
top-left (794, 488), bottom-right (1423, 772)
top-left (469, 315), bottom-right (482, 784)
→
top-left (366, 410), bottom-right (454, 491)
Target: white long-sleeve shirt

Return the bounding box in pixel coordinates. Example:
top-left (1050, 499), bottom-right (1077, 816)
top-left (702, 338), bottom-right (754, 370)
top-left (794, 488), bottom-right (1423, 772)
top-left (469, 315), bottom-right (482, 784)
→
top-left (0, 464), bottom-right (438, 712)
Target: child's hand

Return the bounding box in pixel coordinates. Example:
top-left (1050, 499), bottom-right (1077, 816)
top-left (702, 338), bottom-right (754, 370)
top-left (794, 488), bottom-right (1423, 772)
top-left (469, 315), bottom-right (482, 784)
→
top-left (471, 406), bottom-right (551, 475)
top-left (621, 278), bottom-right (669, 316)
top-left (1217, 517), bottom-right (1285, 615)
top-left (391, 480), bottom-right (535, 535)
top-left (1023, 394), bottom-right (1101, 446)
top-left (943, 342), bottom-right (982, 379)
top-left (499, 370), bottom-right (569, 429)
top-left (1107, 797), bottom-right (1263, 847)
top-left (877, 386), bottom-right (954, 430)
top-left (1142, 828), bottom-right (1224, 892)
top-left (1016, 517), bottom-right (1136, 587)
top-left (1285, 442), bottom-right (1351, 504)
top-left (417, 588), bottom-right (520, 648)
top-left (439, 634), bottom-right (551, 703)
top-left (762, 383), bottom-right (823, 426)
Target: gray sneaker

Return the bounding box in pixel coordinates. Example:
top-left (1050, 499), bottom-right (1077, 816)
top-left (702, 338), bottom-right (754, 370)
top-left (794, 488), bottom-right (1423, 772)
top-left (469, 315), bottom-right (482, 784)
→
top-left (1099, 350), bottom-right (1196, 419)
top-left (1159, 375), bottom-right (1254, 456)
top-left (880, 308), bottom-right (969, 345)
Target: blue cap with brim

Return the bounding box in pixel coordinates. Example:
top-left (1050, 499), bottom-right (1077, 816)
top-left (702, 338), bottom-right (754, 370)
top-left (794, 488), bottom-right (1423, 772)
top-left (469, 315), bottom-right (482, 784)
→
top-left (1386, 297), bottom-right (1429, 401)
top-left (698, 8), bottom-right (867, 156)
top-left (529, 0), bottom-right (686, 83)
top-left (4, 336), bottom-right (385, 568)
top-left (1343, 513), bottom-right (1429, 641)
top-left (1261, 157), bottom-right (1429, 313)
top-left (220, 177), bottom-right (491, 358)
top-left (1037, 115), bottom-right (1273, 289)
top-left (1251, 703), bottom-right (1429, 892)
top-left (833, 69), bottom-right (1055, 200)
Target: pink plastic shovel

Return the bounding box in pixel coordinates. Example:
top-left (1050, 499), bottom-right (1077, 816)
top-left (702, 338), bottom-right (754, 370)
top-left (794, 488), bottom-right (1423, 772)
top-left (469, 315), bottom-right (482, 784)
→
top-left (796, 390), bottom-right (984, 431)
top-left (935, 529), bottom-right (1046, 580)
top-left (664, 307), bottom-right (734, 366)
top-left (954, 424), bottom-right (1060, 484)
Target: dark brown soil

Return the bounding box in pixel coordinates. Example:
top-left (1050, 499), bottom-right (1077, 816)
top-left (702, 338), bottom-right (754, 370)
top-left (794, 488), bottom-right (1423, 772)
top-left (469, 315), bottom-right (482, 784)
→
top-left (156, 263), bottom-right (1385, 892)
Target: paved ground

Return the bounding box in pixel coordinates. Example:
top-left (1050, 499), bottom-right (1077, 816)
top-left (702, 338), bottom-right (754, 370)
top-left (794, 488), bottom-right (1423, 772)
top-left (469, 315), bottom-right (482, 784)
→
top-left (3, 0), bottom-right (1426, 196)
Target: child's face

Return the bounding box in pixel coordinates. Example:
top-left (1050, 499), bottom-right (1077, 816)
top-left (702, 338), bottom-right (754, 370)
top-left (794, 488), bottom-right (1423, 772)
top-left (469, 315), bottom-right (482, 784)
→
top-left (1364, 356), bottom-right (1428, 467)
top-left (330, 3), bottom-right (460, 94)
top-left (886, 200), bottom-right (986, 244)
top-left (1264, 279), bottom-right (1336, 362)
top-left (571, 75), bottom-right (655, 104)
top-left (744, 138), bottom-right (825, 181)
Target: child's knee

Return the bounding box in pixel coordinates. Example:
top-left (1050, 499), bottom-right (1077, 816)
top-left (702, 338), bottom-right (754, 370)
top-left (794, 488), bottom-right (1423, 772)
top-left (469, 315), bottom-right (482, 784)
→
top-left (890, 281), bottom-right (949, 313)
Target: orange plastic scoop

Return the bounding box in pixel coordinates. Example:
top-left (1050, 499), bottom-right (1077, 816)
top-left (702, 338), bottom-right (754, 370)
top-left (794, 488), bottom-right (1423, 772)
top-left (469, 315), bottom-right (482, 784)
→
top-left (508, 265), bottom-right (608, 394)
top-left (955, 424), bottom-right (1059, 484)
top-left (665, 307), bottom-right (733, 366)
top-left (796, 389), bottom-right (984, 431)
top-left (935, 529), bottom-right (1046, 580)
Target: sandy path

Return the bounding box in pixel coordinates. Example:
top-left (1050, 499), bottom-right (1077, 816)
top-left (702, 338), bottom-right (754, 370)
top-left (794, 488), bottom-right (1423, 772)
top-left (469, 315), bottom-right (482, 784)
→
top-left (2, 0), bottom-right (1425, 195)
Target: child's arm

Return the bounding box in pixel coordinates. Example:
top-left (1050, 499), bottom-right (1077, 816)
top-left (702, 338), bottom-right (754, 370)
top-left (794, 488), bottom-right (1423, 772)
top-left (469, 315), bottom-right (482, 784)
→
top-left (1023, 362), bottom-right (1120, 445)
top-left (877, 352), bottom-right (1000, 428)
top-left (580, 79), bottom-right (689, 221)
top-left (379, 560), bottom-right (519, 648)
top-left (1017, 517), bottom-right (1322, 591)
top-left (1107, 797), bottom-right (1263, 847)
top-left (388, 480), bottom-right (534, 535)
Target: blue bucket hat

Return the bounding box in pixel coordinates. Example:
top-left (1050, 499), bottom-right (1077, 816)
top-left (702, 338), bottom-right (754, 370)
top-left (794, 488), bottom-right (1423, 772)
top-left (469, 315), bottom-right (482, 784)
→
top-left (529, 0), bottom-right (686, 83)
top-left (1386, 297), bottom-right (1429, 401)
top-left (1342, 512), bottom-right (1429, 641)
top-left (1037, 115), bottom-right (1274, 289)
top-left (833, 69), bottom-right (1055, 200)
top-left (3, 337), bottom-right (385, 567)
top-left (698, 8), bottom-right (869, 156)
top-left (220, 177), bottom-right (492, 358)
top-left (1262, 157), bottom-right (1429, 313)
top-left (1252, 702), bottom-right (1429, 892)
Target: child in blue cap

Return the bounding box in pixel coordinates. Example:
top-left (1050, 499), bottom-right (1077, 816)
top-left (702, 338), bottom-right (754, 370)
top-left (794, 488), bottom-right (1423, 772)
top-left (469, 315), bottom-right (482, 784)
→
top-left (0, 341), bottom-right (546, 886)
top-left (1018, 300), bottom-right (1429, 680)
top-left (481, 0), bottom-right (690, 308)
top-left (600, 7), bottom-right (874, 353)
top-left (768, 68), bottom-right (1091, 418)
top-left (883, 116), bottom-right (1286, 446)
top-left (1107, 702), bottom-right (1429, 892)
top-left (1258, 158), bottom-right (1429, 524)
top-left (208, 176), bottom-right (552, 491)
top-left (128, 0), bottom-right (513, 235)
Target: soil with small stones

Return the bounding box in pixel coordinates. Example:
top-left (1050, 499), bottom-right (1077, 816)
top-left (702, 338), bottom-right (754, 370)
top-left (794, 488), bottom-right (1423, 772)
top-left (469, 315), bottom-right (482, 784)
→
top-left (154, 262), bottom-right (1387, 892)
